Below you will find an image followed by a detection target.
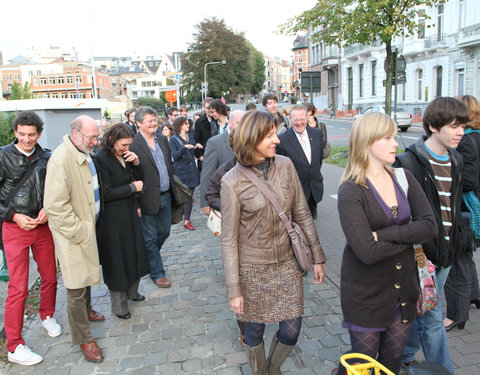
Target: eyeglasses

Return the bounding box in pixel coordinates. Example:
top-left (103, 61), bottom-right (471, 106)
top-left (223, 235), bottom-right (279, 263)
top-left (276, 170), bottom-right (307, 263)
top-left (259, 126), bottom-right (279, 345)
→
top-left (76, 129), bottom-right (99, 141)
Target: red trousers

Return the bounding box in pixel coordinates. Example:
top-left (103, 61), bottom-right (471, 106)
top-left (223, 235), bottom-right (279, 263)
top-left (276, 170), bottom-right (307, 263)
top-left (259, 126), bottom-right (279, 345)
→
top-left (3, 221), bottom-right (57, 352)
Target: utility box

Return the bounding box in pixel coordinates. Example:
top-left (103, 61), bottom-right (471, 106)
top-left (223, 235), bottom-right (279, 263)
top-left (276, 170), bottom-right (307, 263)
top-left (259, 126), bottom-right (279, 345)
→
top-left (0, 98), bottom-right (107, 150)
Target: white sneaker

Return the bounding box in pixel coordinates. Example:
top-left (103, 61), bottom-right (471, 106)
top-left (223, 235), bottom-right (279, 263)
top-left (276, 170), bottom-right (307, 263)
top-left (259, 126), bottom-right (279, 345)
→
top-left (41, 316), bottom-right (62, 337)
top-left (8, 344), bottom-right (43, 366)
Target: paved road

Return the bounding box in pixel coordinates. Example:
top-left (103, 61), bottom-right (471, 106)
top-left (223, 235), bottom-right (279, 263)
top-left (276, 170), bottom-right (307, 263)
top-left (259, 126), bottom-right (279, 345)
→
top-left (1, 163), bottom-right (479, 374)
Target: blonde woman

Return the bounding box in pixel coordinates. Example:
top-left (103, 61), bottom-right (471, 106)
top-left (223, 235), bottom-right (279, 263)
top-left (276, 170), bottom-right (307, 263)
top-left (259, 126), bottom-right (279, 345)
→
top-left (333, 112), bottom-right (436, 375)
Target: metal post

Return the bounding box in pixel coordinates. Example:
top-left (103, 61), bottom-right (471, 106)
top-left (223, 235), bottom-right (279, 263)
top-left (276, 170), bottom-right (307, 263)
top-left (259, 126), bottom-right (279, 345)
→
top-left (203, 61), bottom-right (226, 102)
top-left (394, 48), bottom-right (398, 124)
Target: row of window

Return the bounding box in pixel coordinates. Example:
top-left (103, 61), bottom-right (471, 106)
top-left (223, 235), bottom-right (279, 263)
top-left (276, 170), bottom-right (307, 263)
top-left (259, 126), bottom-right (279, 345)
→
top-left (33, 76), bottom-right (83, 86)
top-left (5, 74), bottom-right (20, 81)
top-left (347, 64), bottom-right (453, 103)
top-left (32, 91), bottom-right (92, 99)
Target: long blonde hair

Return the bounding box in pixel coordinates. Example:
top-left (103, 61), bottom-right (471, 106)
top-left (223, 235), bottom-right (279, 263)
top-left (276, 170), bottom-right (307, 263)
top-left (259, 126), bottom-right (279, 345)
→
top-left (340, 112), bottom-right (397, 187)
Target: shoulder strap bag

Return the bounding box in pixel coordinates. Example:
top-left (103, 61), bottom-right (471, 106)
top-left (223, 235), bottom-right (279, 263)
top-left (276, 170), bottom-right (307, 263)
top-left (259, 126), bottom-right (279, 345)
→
top-left (395, 167), bottom-right (439, 315)
top-left (236, 164), bottom-right (312, 271)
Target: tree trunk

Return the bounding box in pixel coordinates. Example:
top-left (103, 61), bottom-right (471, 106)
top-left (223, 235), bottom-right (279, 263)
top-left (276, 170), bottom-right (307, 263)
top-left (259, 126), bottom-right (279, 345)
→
top-left (384, 42), bottom-right (393, 116)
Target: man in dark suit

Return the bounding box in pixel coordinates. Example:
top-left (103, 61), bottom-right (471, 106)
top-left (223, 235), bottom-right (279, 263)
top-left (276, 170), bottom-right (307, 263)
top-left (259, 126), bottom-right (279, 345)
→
top-left (129, 106), bottom-right (178, 288)
top-left (194, 97), bottom-right (215, 171)
top-left (199, 109), bottom-right (245, 215)
top-left (276, 104), bottom-right (324, 220)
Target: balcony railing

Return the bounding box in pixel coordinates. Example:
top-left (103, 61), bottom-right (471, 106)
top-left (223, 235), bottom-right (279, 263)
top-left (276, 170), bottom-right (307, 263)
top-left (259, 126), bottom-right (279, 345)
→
top-left (457, 23), bottom-right (480, 47)
top-left (343, 39), bottom-right (383, 57)
top-left (424, 33), bottom-right (447, 49)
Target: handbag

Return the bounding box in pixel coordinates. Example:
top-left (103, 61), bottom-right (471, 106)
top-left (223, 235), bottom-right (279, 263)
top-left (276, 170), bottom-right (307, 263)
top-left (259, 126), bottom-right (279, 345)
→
top-left (395, 168), bottom-right (439, 315)
top-left (207, 209), bottom-right (222, 237)
top-left (236, 164), bottom-right (313, 271)
top-left (414, 244), bottom-right (439, 315)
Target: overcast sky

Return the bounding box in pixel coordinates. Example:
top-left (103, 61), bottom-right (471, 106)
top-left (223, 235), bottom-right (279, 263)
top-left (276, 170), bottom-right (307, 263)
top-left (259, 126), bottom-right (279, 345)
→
top-left (2, 0), bottom-right (315, 63)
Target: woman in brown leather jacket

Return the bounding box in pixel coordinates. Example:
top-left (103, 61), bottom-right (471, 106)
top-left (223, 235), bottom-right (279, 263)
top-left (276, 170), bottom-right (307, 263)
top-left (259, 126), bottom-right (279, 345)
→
top-left (220, 110), bottom-right (326, 375)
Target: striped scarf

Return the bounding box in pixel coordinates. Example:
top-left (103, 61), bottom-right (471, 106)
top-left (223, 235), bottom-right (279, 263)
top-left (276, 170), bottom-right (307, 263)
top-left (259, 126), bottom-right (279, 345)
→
top-left (86, 154), bottom-right (100, 222)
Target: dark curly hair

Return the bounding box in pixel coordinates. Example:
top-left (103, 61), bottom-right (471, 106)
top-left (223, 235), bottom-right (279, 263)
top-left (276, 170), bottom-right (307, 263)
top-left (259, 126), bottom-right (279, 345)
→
top-left (172, 116), bottom-right (189, 134)
top-left (12, 111), bottom-right (44, 133)
top-left (99, 123), bottom-right (133, 157)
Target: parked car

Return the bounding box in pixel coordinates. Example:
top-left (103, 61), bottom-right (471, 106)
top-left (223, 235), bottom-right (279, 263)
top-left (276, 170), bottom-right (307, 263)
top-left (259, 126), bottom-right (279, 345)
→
top-left (353, 106), bottom-right (412, 132)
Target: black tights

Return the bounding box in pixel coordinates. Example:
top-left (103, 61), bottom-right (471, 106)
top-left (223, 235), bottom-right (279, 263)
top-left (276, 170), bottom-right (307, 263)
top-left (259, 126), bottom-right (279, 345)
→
top-left (244, 317), bottom-right (302, 347)
top-left (337, 315), bottom-right (413, 375)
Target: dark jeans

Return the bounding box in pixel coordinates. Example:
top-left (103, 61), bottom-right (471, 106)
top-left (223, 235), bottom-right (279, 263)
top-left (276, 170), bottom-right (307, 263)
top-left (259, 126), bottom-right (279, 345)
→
top-left (140, 191), bottom-right (171, 281)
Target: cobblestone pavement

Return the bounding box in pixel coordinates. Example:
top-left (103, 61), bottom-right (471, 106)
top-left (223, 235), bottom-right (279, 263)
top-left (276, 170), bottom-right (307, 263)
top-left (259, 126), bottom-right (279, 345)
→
top-left (1, 163), bottom-right (479, 374)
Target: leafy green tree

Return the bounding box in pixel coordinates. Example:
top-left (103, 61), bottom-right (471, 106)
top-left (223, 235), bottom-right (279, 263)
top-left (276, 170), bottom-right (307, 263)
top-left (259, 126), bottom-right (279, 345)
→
top-left (0, 112), bottom-right (17, 146)
top-left (247, 42), bottom-right (266, 95)
top-left (10, 81), bottom-right (22, 100)
top-left (134, 97), bottom-right (165, 114)
top-left (22, 82), bottom-right (32, 99)
top-left (281, 0), bottom-right (446, 115)
top-left (181, 17), bottom-right (264, 102)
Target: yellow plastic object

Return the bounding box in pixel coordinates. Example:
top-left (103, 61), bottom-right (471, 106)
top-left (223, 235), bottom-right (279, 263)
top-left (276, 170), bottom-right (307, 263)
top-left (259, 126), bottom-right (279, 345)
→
top-left (340, 353), bottom-right (395, 375)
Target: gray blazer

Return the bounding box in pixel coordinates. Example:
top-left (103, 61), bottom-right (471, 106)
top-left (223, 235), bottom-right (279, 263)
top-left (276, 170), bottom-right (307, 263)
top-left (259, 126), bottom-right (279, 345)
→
top-left (200, 131), bottom-right (233, 207)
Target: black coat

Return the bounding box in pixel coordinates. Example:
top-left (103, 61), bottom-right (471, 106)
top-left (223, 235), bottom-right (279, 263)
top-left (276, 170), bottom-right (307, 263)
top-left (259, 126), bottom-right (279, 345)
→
top-left (194, 114), bottom-right (214, 155)
top-left (394, 140), bottom-right (473, 267)
top-left (169, 134), bottom-right (200, 189)
top-left (95, 150), bottom-right (150, 291)
top-left (276, 126), bottom-right (324, 203)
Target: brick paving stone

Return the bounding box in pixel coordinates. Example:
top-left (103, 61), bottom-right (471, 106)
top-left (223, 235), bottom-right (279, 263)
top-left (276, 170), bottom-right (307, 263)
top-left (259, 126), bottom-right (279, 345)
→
top-left (143, 352), bottom-right (166, 367)
top-left (119, 356), bottom-right (144, 370)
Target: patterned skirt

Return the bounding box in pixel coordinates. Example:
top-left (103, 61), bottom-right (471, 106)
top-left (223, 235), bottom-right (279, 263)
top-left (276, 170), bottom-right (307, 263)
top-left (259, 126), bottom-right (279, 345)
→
top-left (238, 253), bottom-right (303, 323)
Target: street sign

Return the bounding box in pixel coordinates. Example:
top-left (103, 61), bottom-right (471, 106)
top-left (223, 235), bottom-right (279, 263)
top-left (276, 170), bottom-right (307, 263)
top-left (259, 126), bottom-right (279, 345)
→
top-left (301, 71), bottom-right (321, 93)
top-left (165, 90), bottom-right (177, 105)
top-left (383, 76), bottom-right (407, 87)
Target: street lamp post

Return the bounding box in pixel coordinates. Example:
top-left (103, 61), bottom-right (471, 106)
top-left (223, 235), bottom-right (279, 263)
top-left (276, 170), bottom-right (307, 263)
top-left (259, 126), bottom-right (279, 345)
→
top-left (203, 60), bottom-right (226, 102)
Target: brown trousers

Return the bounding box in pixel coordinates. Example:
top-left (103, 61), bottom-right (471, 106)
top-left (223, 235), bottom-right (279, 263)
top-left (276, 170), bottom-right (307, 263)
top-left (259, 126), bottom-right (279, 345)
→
top-left (66, 286), bottom-right (94, 345)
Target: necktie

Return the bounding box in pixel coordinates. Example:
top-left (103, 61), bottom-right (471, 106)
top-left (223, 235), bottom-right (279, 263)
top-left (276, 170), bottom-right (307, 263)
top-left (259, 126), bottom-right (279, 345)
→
top-left (299, 133), bottom-right (311, 164)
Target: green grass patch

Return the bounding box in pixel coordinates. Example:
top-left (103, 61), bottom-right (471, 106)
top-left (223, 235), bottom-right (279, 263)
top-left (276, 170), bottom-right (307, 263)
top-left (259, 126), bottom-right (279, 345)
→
top-left (325, 146), bottom-right (349, 168)
top-left (324, 146), bottom-right (405, 169)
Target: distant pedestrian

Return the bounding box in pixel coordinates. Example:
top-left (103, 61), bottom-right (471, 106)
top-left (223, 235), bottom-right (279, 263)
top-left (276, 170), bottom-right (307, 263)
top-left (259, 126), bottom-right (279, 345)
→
top-left (194, 97), bottom-right (215, 171)
top-left (334, 112), bottom-right (437, 375)
top-left (169, 117), bottom-right (201, 230)
top-left (1, 111), bottom-right (61, 366)
top-left (276, 105), bottom-right (325, 219)
top-left (124, 108), bottom-right (137, 134)
top-left (221, 110), bottom-right (326, 374)
top-left (262, 94), bottom-right (290, 134)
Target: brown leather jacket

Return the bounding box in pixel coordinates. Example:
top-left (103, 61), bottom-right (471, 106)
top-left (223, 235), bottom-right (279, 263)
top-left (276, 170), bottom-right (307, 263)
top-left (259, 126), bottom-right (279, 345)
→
top-left (220, 155), bottom-right (326, 298)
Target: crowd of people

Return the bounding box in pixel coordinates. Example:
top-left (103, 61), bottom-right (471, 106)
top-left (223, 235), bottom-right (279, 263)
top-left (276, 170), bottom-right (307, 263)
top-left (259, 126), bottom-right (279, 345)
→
top-left (0, 94), bottom-right (478, 375)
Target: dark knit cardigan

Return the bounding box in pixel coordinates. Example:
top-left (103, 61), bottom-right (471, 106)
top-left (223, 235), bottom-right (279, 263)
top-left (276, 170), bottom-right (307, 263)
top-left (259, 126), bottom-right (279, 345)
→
top-left (337, 169), bottom-right (437, 328)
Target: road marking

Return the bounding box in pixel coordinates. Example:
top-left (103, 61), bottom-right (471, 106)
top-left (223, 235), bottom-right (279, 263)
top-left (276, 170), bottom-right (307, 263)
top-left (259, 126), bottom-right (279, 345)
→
top-left (399, 136), bottom-right (418, 140)
top-left (330, 194), bottom-right (338, 200)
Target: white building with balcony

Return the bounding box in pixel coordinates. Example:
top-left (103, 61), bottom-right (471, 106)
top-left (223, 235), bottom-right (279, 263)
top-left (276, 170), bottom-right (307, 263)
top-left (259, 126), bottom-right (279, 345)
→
top-left (339, 0), bottom-right (480, 119)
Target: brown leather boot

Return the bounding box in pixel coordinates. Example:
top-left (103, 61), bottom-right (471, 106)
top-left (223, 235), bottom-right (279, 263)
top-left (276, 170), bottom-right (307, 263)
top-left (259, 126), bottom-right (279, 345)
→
top-left (266, 333), bottom-right (293, 375)
top-left (244, 341), bottom-right (267, 375)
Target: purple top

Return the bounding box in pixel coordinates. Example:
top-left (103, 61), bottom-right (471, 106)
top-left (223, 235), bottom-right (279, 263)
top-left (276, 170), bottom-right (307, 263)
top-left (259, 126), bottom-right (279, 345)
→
top-left (343, 171), bottom-right (411, 332)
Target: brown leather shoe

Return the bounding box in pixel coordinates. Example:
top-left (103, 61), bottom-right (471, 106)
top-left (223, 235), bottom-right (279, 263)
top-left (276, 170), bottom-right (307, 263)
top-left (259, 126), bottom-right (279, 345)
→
top-left (87, 309), bottom-right (105, 322)
top-left (155, 277), bottom-right (171, 288)
top-left (80, 341), bottom-right (103, 362)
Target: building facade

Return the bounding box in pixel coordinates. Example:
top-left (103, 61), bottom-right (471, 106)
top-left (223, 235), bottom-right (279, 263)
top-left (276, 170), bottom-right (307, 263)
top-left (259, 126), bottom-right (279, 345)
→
top-left (338, 0), bottom-right (480, 117)
top-left (30, 65), bottom-right (112, 99)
